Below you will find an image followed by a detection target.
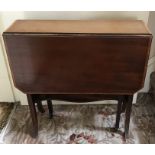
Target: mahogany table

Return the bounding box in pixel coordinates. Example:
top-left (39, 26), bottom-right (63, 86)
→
top-left (3, 20), bottom-right (152, 139)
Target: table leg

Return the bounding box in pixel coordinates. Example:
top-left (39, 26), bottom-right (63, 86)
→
top-left (47, 99), bottom-right (53, 119)
top-left (115, 97), bottom-right (123, 129)
top-left (27, 94), bottom-right (38, 138)
top-left (121, 96), bottom-right (127, 113)
top-left (124, 95), bottom-right (133, 139)
top-left (37, 100), bottom-right (45, 113)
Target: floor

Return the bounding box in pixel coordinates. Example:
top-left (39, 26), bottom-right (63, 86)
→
top-left (0, 93), bottom-right (155, 144)
top-left (132, 93), bottom-right (155, 143)
top-left (0, 103), bottom-right (14, 133)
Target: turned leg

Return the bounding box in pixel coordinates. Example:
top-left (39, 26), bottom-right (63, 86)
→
top-left (124, 95), bottom-right (133, 139)
top-left (37, 100), bottom-right (45, 113)
top-left (27, 94), bottom-right (38, 138)
top-left (47, 99), bottom-right (53, 119)
top-left (115, 97), bottom-right (123, 129)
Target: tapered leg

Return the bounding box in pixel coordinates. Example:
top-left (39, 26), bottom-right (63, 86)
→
top-left (37, 100), bottom-right (45, 113)
top-left (124, 95), bottom-right (133, 139)
top-left (121, 97), bottom-right (127, 113)
top-left (121, 96), bottom-right (128, 113)
top-left (115, 97), bottom-right (123, 129)
top-left (47, 99), bottom-right (53, 119)
top-left (27, 94), bottom-right (38, 138)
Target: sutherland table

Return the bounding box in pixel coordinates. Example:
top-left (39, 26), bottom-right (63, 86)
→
top-left (3, 20), bottom-right (152, 139)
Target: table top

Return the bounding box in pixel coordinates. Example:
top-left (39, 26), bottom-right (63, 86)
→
top-left (5, 20), bottom-right (151, 35)
top-left (3, 20), bottom-right (152, 94)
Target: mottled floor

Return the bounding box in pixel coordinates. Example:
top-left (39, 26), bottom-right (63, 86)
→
top-left (0, 92), bottom-right (154, 144)
top-left (0, 103), bottom-right (14, 134)
top-left (132, 93), bottom-right (155, 143)
top-left (0, 93), bottom-right (154, 144)
top-left (1, 104), bottom-right (136, 144)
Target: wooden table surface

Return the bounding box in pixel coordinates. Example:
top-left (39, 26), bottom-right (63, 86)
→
top-left (3, 20), bottom-right (152, 94)
top-left (3, 20), bottom-right (152, 138)
top-left (5, 20), bottom-right (150, 34)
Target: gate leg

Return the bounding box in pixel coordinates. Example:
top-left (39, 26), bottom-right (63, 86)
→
top-left (124, 95), bottom-right (133, 139)
top-left (47, 99), bottom-right (53, 119)
top-left (27, 94), bottom-right (38, 138)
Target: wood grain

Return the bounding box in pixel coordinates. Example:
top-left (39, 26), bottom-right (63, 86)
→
top-left (2, 20), bottom-right (152, 139)
top-left (5, 20), bottom-right (150, 34)
top-left (3, 34), bottom-right (152, 94)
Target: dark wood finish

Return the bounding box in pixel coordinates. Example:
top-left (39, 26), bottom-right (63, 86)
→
top-left (3, 35), bottom-right (152, 94)
top-left (121, 96), bottom-right (127, 113)
top-left (37, 94), bottom-right (124, 102)
top-left (27, 94), bottom-right (38, 138)
top-left (47, 99), bottom-right (53, 119)
top-left (36, 100), bottom-right (45, 113)
top-left (2, 20), bottom-right (152, 139)
top-left (27, 93), bottom-right (132, 138)
top-left (115, 96), bottom-right (123, 129)
top-left (124, 95), bottom-right (133, 138)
